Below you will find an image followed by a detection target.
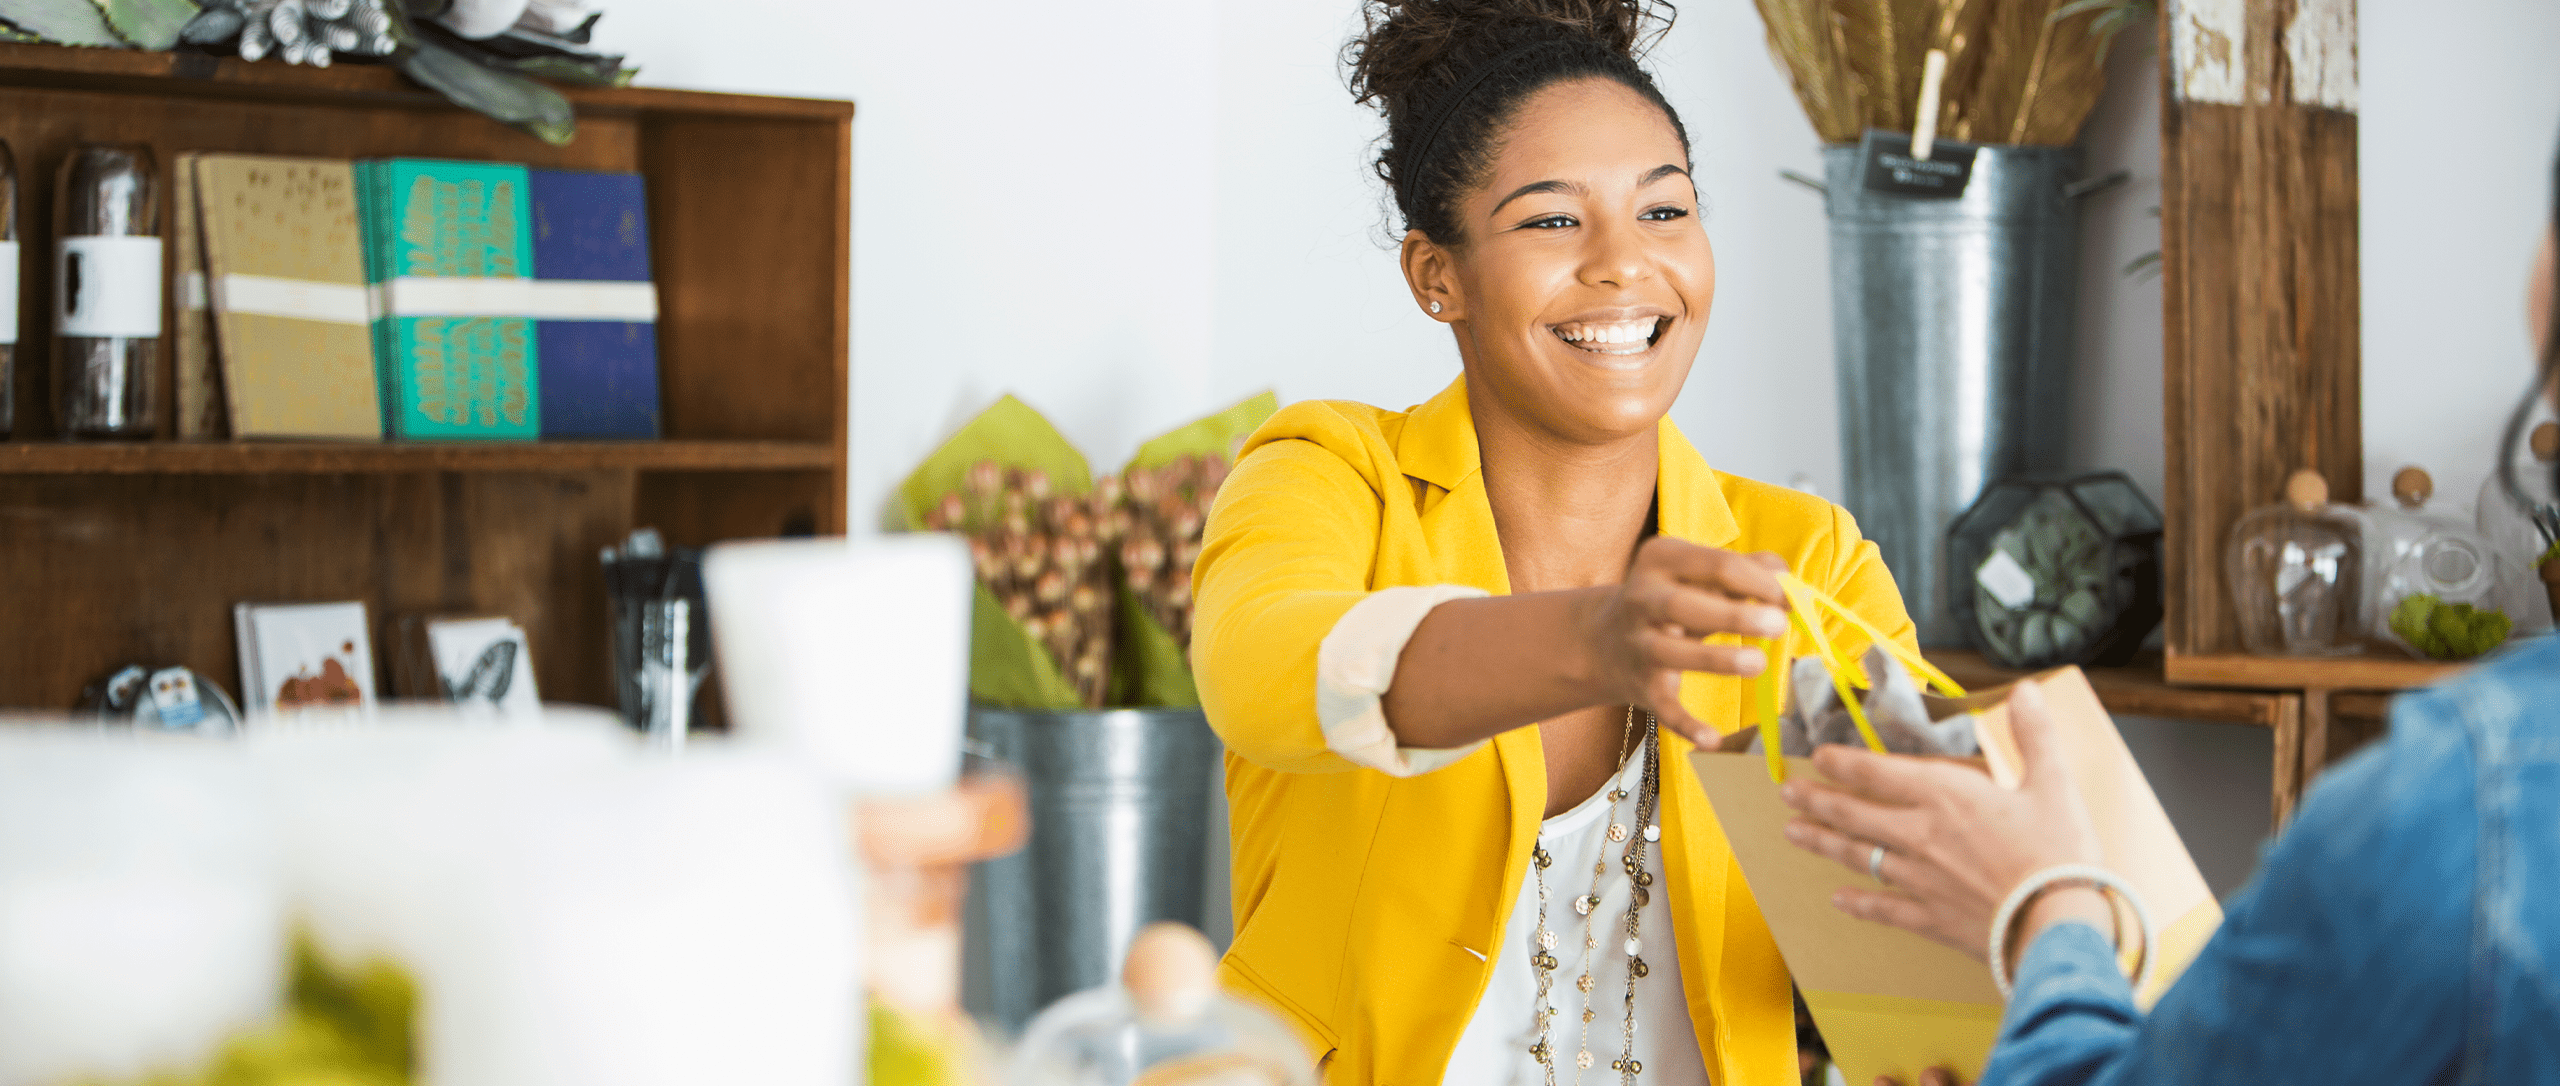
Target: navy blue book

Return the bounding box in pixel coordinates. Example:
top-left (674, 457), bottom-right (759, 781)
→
top-left (527, 169), bottom-right (662, 439)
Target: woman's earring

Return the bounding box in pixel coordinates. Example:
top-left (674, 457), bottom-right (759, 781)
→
top-left (1428, 301), bottom-right (1443, 315)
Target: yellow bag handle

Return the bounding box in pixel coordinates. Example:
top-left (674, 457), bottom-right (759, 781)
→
top-left (1750, 572), bottom-right (1967, 783)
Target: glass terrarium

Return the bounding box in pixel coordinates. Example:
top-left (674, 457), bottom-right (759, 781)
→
top-left (2364, 467), bottom-right (2526, 660)
top-left (1945, 471), bottom-right (2163, 671)
top-left (2477, 422), bottom-right (2558, 577)
top-left (2227, 471), bottom-right (2366, 657)
top-left (1010, 923), bottom-right (1314, 1086)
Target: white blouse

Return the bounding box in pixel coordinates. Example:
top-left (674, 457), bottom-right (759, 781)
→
top-left (1315, 588), bottom-right (1708, 1086)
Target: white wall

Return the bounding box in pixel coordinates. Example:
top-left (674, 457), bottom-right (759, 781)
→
top-left (2361, 1), bottom-right (2560, 521)
top-left (599, 1), bottom-right (2165, 528)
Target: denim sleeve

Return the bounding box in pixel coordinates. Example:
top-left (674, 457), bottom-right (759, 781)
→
top-left (1975, 709), bottom-right (2474, 1086)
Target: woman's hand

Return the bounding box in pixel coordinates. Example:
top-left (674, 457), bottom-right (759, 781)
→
top-left (1579, 536), bottom-right (1791, 745)
top-left (1775, 681), bottom-right (2112, 963)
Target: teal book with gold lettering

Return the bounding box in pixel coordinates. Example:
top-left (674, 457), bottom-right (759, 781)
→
top-left (357, 159), bottom-right (541, 440)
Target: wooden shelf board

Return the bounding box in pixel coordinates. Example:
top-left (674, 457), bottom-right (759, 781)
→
top-left (0, 440), bottom-right (837, 475)
top-left (2162, 650), bottom-right (2465, 692)
top-left (0, 41), bottom-right (854, 121)
top-left (1925, 650), bottom-right (2292, 727)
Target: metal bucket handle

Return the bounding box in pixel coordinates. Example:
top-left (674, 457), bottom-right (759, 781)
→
top-left (1777, 166), bottom-right (2129, 201)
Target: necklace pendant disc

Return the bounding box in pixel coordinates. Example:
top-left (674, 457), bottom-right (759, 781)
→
top-left (1576, 1050), bottom-right (1594, 1070)
top-left (1643, 824), bottom-right (1661, 842)
top-left (1577, 974), bottom-right (1595, 993)
top-left (1575, 893), bottom-right (1598, 916)
top-left (1607, 823), bottom-right (1628, 842)
top-left (1539, 930), bottom-right (1557, 950)
top-left (1582, 1007), bottom-right (1596, 1023)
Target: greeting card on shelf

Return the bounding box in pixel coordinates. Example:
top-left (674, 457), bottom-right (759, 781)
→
top-left (234, 601), bottom-right (378, 723)
top-left (398, 614), bottom-right (540, 717)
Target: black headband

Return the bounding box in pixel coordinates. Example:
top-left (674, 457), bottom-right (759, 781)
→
top-left (1393, 40), bottom-right (1576, 219)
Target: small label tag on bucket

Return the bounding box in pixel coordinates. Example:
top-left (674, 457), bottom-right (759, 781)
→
top-left (1858, 129), bottom-right (1978, 199)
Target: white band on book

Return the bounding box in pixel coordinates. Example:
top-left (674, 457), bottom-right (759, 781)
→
top-left (181, 270), bottom-right (208, 312)
top-left (374, 277), bottom-right (659, 322)
top-left (0, 241), bottom-right (18, 344)
top-left (219, 273), bottom-right (370, 325)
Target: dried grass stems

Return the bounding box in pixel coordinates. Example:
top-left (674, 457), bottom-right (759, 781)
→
top-left (1752, 0), bottom-right (2147, 146)
top-left (923, 451), bottom-right (1235, 709)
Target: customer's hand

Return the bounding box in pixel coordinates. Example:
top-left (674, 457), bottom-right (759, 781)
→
top-left (1776, 681), bottom-right (2111, 961)
top-left (1875, 1070), bottom-right (1964, 1086)
top-left (1580, 536), bottom-right (1791, 745)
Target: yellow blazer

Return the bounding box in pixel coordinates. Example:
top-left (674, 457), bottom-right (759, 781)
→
top-left (1191, 377), bottom-right (1917, 1086)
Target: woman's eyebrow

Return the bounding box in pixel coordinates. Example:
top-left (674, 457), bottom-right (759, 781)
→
top-left (1489, 179), bottom-right (1583, 217)
top-left (1640, 163), bottom-right (1689, 186)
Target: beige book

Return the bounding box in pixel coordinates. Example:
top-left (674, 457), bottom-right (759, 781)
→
top-left (171, 153), bottom-right (225, 439)
top-left (197, 154), bottom-right (381, 440)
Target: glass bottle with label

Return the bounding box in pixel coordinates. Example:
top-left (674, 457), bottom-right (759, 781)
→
top-left (54, 144), bottom-right (160, 438)
top-left (2226, 470), bottom-right (2366, 656)
top-left (0, 140), bottom-right (16, 437)
top-left (0, 140), bottom-right (17, 437)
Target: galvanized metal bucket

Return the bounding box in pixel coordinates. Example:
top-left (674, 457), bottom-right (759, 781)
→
top-left (1822, 144), bottom-right (2088, 645)
top-left (960, 705), bottom-right (1227, 1034)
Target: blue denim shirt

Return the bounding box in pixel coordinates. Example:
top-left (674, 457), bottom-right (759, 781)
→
top-left (1981, 635), bottom-right (2560, 1086)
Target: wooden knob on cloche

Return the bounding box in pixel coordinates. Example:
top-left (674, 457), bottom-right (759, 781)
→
top-left (2533, 421), bottom-right (2559, 463)
top-left (2284, 469), bottom-right (2329, 511)
top-left (2391, 466), bottom-right (2433, 509)
top-left (1123, 921), bottom-right (1219, 1026)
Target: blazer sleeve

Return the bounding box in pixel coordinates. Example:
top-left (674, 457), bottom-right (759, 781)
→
top-left (1190, 436), bottom-right (1386, 775)
top-left (1817, 501), bottom-right (1921, 659)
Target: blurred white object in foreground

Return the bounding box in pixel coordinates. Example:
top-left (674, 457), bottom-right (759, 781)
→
top-left (0, 708), bottom-right (859, 1086)
top-left (706, 535), bottom-right (974, 795)
top-left (0, 728), bottom-right (282, 1086)
top-left (1011, 923), bottom-right (1314, 1086)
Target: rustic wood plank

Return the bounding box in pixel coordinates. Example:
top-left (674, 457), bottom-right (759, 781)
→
top-left (1925, 650), bottom-right (2291, 726)
top-left (2270, 692), bottom-right (2302, 828)
top-left (0, 41), bottom-right (853, 121)
top-left (0, 441), bottom-right (834, 474)
top-left (2163, 650), bottom-right (2464, 691)
top-left (2160, 0), bottom-right (2363, 659)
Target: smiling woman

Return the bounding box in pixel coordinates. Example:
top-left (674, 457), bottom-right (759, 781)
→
top-left (1187, 3), bottom-right (1919, 1085)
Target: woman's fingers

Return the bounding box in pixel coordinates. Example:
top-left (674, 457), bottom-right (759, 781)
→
top-left (1635, 537), bottom-right (1788, 606)
top-left (1779, 777), bottom-right (1920, 853)
top-left (1640, 630), bottom-right (1768, 677)
top-left (1806, 743), bottom-right (1943, 807)
top-left (1645, 670), bottom-right (1718, 747)
top-left (1647, 583), bottom-right (1788, 642)
top-left (2005, 680), bottom-right (2070, 784)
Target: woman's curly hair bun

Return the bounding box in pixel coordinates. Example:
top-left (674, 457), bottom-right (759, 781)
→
top-left (1344, 0), bottom-right (1685, 243)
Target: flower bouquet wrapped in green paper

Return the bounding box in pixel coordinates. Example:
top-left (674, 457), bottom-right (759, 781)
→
top-left (897, 391), bottom-right (1277, 710)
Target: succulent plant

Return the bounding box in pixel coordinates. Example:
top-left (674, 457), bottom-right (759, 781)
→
top-left (2387, 594), bottom-right (2511, 662)
top-left (181, 0), bottom-right (398, 66)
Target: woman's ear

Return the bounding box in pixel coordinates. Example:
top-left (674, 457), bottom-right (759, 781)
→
top-left (1401, 229), bottom-right (1463, 322)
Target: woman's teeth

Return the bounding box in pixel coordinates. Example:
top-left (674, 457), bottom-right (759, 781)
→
top-left (1552, 319), bottom-right (1659, 355)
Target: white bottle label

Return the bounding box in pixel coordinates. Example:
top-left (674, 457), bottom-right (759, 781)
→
top-left (0, 241), bottom-right (18, 344)
top-left (56, 235), bottom-right (163, 338)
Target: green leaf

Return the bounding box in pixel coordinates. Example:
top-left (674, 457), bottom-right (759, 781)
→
top-left (395, 37), bottom-right (577, 146)
top-left (1124, 390), bottom-right (1280, 472)
top-left (91, 0), bottom-right (196, 49)
top-left (1110, 584), bottom-right (1199, 708)
top-left (895, 394), bottom-right (1093, 531)
top-left (0, 0), bottom-right (128, 46)
top-left (488, 52), bottom-right (637, 88)
top-left (2121, 251), bottom-right (2162, 283)
top-left (968, 582), bottom-right (1084, 710)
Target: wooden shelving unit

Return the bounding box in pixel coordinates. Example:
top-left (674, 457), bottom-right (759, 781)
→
top-left (1928, 649), bottom-right (2293, 728)
top-left (0, 43), bottom-right (851, 715)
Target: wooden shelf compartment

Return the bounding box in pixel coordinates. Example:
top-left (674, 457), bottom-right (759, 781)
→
top-left (0, 440), bottom-right (837, 475)
top-left (2161, 650), bottom-right (2465, 692)
top-left (1924, 650), bottom-right (2293, 728)
top-left (0, 44), bottom-right (850, 714)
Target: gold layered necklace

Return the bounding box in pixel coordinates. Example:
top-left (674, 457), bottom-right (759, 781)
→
top-left (1528, 705), bottom-right (1662, 1086)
